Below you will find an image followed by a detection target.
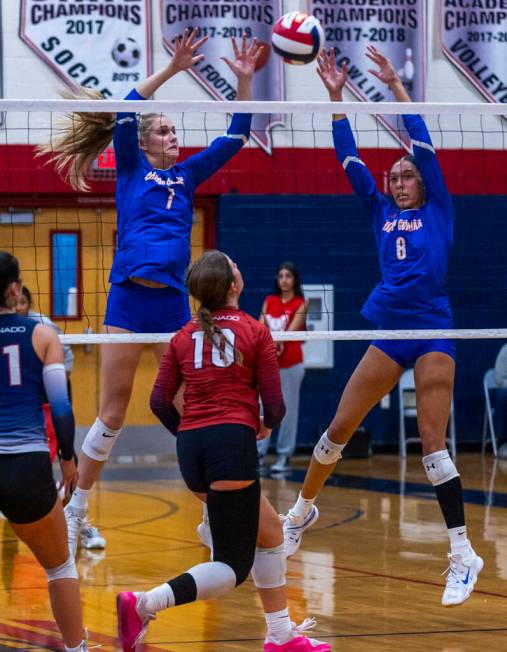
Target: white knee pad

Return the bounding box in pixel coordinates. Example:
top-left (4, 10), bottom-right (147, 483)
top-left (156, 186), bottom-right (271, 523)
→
top-left (81, 417), bottom-right (122, 462)
top-left (422, 450), bottom-right (459, 486)
top-left (313, 431), bottom-right (344, 465)
top-left (46, 555), bottom-right (78, 582)
top-left (251, 544), bottom-right (286, 589)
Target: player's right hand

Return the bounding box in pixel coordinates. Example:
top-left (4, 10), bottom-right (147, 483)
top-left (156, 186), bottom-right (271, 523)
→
top-left (58, 457), bottom-right (79, 499)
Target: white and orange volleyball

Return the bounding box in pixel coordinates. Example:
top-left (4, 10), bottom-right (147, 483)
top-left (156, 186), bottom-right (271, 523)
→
top-left (271, 12), bottom-right (325, 65)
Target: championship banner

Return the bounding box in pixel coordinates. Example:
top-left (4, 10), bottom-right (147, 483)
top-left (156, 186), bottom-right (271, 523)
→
top-left (439, 0), bottom-right (507, 104)
top-left (161, 0), bottom-right (284, 153)
top-left (20, 1), bottom-right (151, 99)
top-left (310, 0), bottom-right (426, 147)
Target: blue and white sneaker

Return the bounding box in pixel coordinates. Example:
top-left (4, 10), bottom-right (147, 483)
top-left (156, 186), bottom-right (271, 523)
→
top-left (441, 546), bottom-right (483, 606)
top-left (80, 519), bottom-right (106, 550)
top-left (281, 505), bottom-right (319, 557)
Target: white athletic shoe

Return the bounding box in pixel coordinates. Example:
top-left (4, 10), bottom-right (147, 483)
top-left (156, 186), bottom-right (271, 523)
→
top-left (281, 505), bottom-right (319, 558)
top-left (271, 455), bottom-right (291, 473)
top-left (64, 505), bottom-right (85, 559)
top-left (197, 516), bottom-right (213, 558)
top-left (441, 547), bottom-right (483, 606)
top-left (80, 519), bottom-right (106, 550)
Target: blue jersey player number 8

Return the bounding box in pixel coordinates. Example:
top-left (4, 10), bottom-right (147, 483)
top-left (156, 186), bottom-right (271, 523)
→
top-left (283, 46), bottom-right (483, 609)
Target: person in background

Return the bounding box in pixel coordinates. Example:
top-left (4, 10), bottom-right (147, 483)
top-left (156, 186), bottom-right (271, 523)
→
top-left (17, 286), bottom-right (74, 386)
top-left (258, 262), bottom-right (307, 473)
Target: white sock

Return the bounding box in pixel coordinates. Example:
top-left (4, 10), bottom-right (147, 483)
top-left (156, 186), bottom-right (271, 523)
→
top-left (266, 608), bottom-right (293, 643)
top-left (202, 502), bottom-right (208, 523)
top-left (68, 487), bottom-right (89, 512)
top-left (65, 642), bottom-right (85, 652)
top-left (448, 525), bottom-right (467, 547)
top-left (291, 493), bottom-right (315, 519)
top-left (141, 584), bottom-right (175, 614)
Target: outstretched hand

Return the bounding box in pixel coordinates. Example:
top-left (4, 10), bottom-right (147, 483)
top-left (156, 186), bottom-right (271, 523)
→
top-left (316, 48), bottom-right (347, 99)
top-left (170, 28), bottom-right (208, 73)
top-left (221, 35), bottom-right (263, 81)
top-left (365, 45), bottom-right (399, 87)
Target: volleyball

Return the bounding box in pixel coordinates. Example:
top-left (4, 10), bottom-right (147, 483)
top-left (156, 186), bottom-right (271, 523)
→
top-left (271, 12), bottom-right (325, 65)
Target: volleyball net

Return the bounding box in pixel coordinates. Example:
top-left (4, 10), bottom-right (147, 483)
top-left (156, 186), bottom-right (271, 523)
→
top-left (0, 98), bottom-right (506, 346)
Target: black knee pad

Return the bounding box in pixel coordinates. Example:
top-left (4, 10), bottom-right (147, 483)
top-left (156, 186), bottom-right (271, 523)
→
top-left (207, 479), bottom-right (260, 586)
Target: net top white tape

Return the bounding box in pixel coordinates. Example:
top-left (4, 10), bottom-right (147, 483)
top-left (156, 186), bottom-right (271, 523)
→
top-left (59, 329), bottom-right (507, 345)
top-left (1, 99), bottom-right (506, 117)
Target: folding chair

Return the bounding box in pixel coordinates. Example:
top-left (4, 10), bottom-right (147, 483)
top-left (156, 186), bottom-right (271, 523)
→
top-left (398, 368), bottom-right (457, 458)
top-left (482, 368), bottom-right (498, 457)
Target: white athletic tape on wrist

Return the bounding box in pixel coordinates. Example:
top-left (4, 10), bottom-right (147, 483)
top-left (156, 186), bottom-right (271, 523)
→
top-left (313, 431), bottom-right (344, 465)
top-left (81, 417), bottom-right (122, 462)
top-left (251, 544), bottom-right (286, 589)
top-left (45, 555), bottom-right (78, 582)
top-left (422, 450), bottom-right (459, 486)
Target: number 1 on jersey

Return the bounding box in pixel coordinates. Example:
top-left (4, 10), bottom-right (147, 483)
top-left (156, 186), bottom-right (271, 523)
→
top-left (2, 344), bottom-right (21, 386)
top-left (192, 329), bottom-right (236, 369)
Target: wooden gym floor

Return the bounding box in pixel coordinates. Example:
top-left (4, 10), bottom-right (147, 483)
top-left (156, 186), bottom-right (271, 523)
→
top-left (1, 453), bottom-right (506, 651)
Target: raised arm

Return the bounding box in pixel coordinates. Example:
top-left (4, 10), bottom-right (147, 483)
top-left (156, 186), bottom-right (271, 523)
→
top-left (136, 28), bottom-right (207, 99)
top-left (317, 49), bottom-right (386, 215)
top-left (366, 45), bottom-right (452, 210)
top-left (114, 29), bottom-right (208, 173)
top-left (182, 36), bottom-right (262, 188)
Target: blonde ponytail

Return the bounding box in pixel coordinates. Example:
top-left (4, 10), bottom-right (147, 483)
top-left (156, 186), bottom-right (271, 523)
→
top-left (36, 87), bottom-right (116, 191)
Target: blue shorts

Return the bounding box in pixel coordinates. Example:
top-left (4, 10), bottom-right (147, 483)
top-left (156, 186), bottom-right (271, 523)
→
top-left (372, 338), bottom-right (456, 369)
top-left (104, 279), bottom-right (191, 333)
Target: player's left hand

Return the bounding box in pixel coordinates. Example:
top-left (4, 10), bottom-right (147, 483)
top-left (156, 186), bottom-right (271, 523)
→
top-left (365, 45), bottom-right (399, 86)
top-left (257, 416), bottom-right (272, 441)
top-left (222, 35), bottom-right (263, 80)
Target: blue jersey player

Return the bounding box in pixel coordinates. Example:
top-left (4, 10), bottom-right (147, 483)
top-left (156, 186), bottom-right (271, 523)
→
top-left (41, 31), bottom-right (263, 554)
top-left (282, 46), bottom-right (482, 607)
top-left (0, 252), bottom-right (86, 651)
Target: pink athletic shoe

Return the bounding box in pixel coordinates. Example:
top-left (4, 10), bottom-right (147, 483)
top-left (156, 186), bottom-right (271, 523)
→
top-left (116, 591), bottom-right (152, 651)
top-left (264, 618), bottom-right (331, 652)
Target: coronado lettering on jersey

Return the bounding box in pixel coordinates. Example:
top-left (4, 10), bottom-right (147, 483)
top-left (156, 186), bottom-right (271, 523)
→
top-left (213, 315), bottom-right (241, 321)
top-left (382, 218), bottom-right (423, 233)
top-left (144, 171), bottom-right (185, 187)
top-left (0, 326), bottom-right (26, 333)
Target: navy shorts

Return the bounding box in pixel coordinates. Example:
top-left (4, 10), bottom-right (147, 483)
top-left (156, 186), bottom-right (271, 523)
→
top-left (104, 279), bottom-right (191, 333)
top-left (372, 338), bottom-right (456, 369)
top-left (0, 452), bottom-right (57, 524)
top-left (177, 424), bottom-right (259, 493)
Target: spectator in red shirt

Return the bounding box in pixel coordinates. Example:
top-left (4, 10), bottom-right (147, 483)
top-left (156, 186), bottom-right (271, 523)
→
top-left (259, 262), bottom-right (308, 473)
top-left (116, 251), bottom-right (330, 652)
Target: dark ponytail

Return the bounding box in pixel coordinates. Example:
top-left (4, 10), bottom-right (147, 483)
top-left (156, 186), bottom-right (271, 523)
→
top-left (0, 251), bottom-right (20, 308)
